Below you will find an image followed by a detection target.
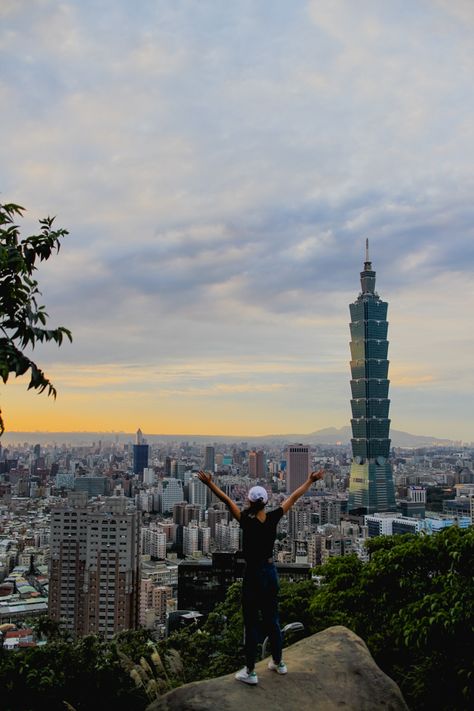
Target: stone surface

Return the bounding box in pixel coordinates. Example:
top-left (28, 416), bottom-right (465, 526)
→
top-left (147, 625), bottom-right (409, 711)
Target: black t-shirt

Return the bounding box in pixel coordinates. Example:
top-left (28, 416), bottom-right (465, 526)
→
top-left (239, 506), bottom-right (284, 565)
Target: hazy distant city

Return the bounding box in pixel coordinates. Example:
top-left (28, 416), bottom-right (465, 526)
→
top-left (1, 425), bottom-right (473, 642)
top-left (2, 247), bottom-right (474, 649)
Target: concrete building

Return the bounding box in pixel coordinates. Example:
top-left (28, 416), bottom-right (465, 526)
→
top-left (307, 533), bottom-right (323, 567)
top-left (249, 450), bottom-right (265, 478)
top-left (199, 524), bottom-right (211, 555)
top-left (204, 446), bottom-right (215, 473)
top-left (288, 506), bottom-right (313, 540)
top-left (286, 444), bottom-right (310, 494)
top-left (139, 578), bottom-right (172, 628)
top-left (161, 478), bottom-right (184, 513)
top-left (141, 527), bottom-right (167, 559)
top-left (207, 506), bottom-right (228, 538)
top-left (183, 523), bottom-right (199, 557)
top-left (365, 512), bottom-right (422, 536)
top-left (215, 520), bottom-right (240, 552)
top-left (155, 521), bottom-right (175, 543)
top-left (188, 475), bottom-right (208, 510)
top-left (321, 532), bottom-right (354, 562)
top-left (143, 467), bottom-right (156, 485)
top-left (49, 493), bottom-right (140, 638)
top-left (74, 475), bottom-right (108, 498)
top-left (185, 504), bottom-right (201, 525)
top-left (319, 499), bottom-right (342, 526)
top-left (173, 501), bottom-right (187, 526)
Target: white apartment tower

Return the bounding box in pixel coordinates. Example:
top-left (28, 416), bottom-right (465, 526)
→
top-left (183, 523), bottom-right (199, 556)
top-left (189, 475), bottom-right (208, 510)
top-left (141, 527), bottom-right (167, 559)
top-left (215, 520), bottom-right (240, 552)
top-left (198, 524), bottom-right (211, 554)
top-left (160, 478), bottom-right (184, 513)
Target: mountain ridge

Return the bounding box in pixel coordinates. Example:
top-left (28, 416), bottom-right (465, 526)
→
top-left (3, 427), bottom-right (464, 448)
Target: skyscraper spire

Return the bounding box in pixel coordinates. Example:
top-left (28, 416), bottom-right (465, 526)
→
top-left (360, 240), bottom-right (376, 295)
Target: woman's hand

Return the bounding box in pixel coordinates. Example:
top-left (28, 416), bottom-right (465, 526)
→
top-left (309, 469), bottom-right (324, 483)
top-left (198, 470), bottom-right (213, 485)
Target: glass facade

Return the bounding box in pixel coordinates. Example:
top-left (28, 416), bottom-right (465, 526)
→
top-left (133, 444), bottom-right (149, 477)
top-left (348, 246), bottom-right (396, 513)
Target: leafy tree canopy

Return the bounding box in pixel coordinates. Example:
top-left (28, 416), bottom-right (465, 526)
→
top-left (1, 529), bottom-right (473, 710)
top-left (0, 202), bottom-right (72, 434)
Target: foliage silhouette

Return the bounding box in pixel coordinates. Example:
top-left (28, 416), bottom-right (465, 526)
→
top-left (1, 529), bottom-right (472, 709)
top-left (0, 202), bottom-right (72, 434)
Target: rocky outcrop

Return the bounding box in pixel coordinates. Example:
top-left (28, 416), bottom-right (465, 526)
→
top-left (147, 625), bottom-right (409, 711)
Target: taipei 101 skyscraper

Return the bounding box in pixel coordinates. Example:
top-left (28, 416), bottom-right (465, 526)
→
top-left (348, 241), bottom-right (396, 513)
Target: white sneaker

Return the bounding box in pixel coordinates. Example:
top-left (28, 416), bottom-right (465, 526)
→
top-left (235, 667), bottom-right (258, 685)
top-left (268, 660), bottom-right (287, 674)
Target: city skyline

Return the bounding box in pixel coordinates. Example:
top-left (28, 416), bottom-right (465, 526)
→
top-left (1, 2), bottom-right (473, 440)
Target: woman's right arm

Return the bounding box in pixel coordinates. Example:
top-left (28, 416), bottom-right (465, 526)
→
top-left (197, 470), bottom-right (241, 521)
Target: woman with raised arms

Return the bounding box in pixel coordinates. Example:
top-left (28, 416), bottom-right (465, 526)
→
top-left (197, 468), bottom-right (324, 685)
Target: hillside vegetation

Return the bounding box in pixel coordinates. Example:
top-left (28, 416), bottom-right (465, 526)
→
top-left (1, 527), bottom-right (472, 711)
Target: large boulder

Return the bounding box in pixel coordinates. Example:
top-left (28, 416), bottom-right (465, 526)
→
top-left (147, 625), bottom-right (409, 711)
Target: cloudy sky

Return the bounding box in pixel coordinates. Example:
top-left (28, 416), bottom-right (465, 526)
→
top-left (1, 0), bottom-right (473, 441)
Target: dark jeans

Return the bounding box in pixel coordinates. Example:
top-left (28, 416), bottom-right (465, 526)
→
top-left (242, 561), bottom-right (282, 671)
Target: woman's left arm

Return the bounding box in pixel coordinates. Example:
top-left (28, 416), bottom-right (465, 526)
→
top-left (280, 469), bottom-right (324, 514)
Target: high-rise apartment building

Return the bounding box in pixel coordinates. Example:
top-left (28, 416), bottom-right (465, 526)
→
top-left (143, 467), bottom-right (156, 485)
top-left (155, 521), bottom-right (175, 543)
top-left (161, 478), bottom-right (184, 513)
top-left (319, 499), bottom-right (342, 526)
top-left (188, 475), bottom-right (208, 510)
top-left (183, 523), bottom-right (199, 556)
top-left (307, 533), bottom-right (323, 567)
top-left (171, 460), bottom-right (187, 482)
top-left (215, 520), bottom-right (240, 551)
top-left (348, 242), bottom-right (396, 513)
top-left (49, 493), bottom-right (140, 638)
top-left (198, 524), bottom-right (211, 555)
top-left (173, 501), bottom-right (187, 526)
top-left (249, 450), bottom-right (265, 478)
top-left (141, 527), bottom-right (167, 559)
top-left (185, 504), bottom-right (202, 525)
top-left (286, 444), bottom-right (310, 494)
top-left (207, 506), bottom-right (228, 538)
top-left (288, 506), bottom-right (313, 540)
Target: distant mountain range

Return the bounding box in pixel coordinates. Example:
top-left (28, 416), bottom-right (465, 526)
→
top-left (2, 427), bottom-right (464, 448)
top-left (270, 426), bottom-right (460, 448)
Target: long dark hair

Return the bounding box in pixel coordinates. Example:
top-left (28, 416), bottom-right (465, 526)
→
top-left (241, 498), bottom-right (266, 519)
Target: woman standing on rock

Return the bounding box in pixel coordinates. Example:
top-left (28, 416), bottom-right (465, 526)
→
top-left (197, 468), bottom-right (324, 685)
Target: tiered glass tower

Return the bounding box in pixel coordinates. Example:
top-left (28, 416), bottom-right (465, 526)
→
top-left (348, 241), bottom-right (396, 513)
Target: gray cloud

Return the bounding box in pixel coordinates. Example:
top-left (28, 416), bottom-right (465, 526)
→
top-left (1, 0), bottom-right (474, 438)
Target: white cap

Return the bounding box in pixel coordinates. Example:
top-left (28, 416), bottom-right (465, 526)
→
top-left (248, 486), bottom-right (268, 504)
